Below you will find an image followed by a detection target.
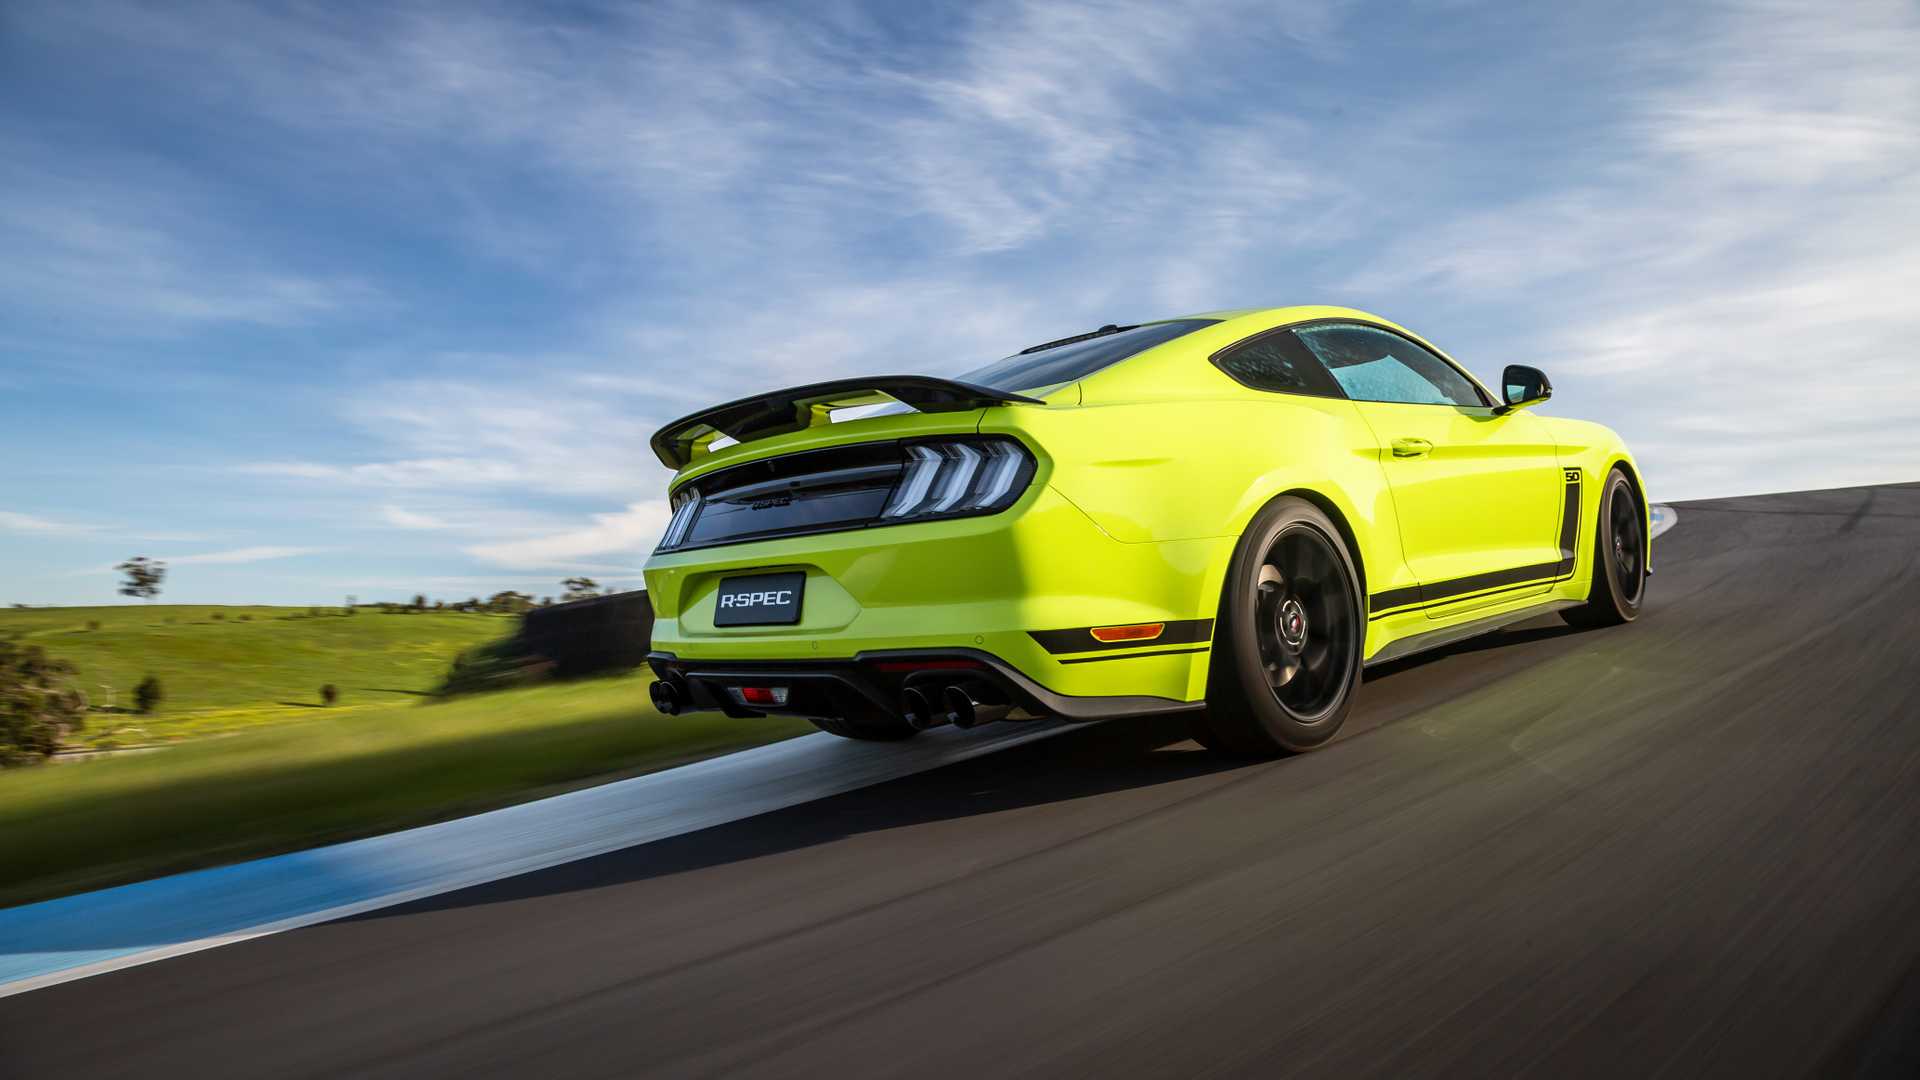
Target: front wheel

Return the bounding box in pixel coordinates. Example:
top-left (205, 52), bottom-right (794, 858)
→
top-left (1192, 498), bottom-right (1364, 756)
top-left (1563, 468), bottom-right (1647, 628)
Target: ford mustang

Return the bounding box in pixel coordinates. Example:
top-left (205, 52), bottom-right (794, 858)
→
top-left (641, 306), bottom-right (1648, 755)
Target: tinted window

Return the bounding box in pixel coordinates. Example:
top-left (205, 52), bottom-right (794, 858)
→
top-left (1212, 332), bottom-right (1344, 398)
top-left (1292, 324), bottom-right (1485, 407)
top-left (956, 319), bottom-right (1217, 393)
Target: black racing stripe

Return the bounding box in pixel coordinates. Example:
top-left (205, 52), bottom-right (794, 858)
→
top-left (1029, 618), bottom-right (1213, 655)
top-left (1369, 560), bottom-right (1574, 621)
top-left (1057, 645), bottom-right (1211, 665)
top-left (1368, 584), bottom-right (1423, 614)
top-left (1368, 570), bottom-right (1571, 620)
top-left (1560, 468), bottom-right (1583, 560)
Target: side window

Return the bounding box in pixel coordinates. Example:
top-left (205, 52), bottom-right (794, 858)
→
top-left (1292, 324), bottom-right (1486, 407)
top-left (1211, 332), bottom-right (1344, 399)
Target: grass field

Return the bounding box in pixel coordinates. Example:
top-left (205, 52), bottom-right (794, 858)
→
top-left (0, 605), bottom-right (513, 745)
top-left (0, 672), bottom-right (812, 907)
top-left (0, 604), bottom-right (814, 907)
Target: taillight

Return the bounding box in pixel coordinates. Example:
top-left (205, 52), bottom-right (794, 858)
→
top-left (660, 487), bottom-right (701, 548)
top-left (880, 437), bottom-right (1033, 522)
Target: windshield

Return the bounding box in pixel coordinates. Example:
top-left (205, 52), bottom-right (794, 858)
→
top-left (954, 319), bottom-right (1218, 393)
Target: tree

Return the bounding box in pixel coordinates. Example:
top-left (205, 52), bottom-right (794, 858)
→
top-left (116, 557), bottom-right (167, 602)
top-left (487, 591), bottom-right (534, 614)
top-left (562, 577), bottom-right (600, 602)
top-left (320, 684), bottom-right (338, 706)
top-left (0, 640), bottom-right (87, 765)
top-left (412, 594), bottom-right (428, 611)
top-left (133, 675), bottom-right (164, 715)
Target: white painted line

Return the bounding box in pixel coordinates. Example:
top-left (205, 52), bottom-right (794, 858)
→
top-left (1651, 503), bottom-right (1678, 539)
top-left (0, 720), bottom-right (1078, 999)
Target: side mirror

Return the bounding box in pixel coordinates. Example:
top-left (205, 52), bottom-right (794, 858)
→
top-left (1498, 364), bottom-right (1552, 413)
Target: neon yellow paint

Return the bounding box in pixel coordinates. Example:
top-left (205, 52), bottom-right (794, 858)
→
top-left (643, 306), bottom-right (1645, 706)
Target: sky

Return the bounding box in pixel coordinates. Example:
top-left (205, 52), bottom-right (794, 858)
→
top-left (3, 0), bottom-right (1917, 606)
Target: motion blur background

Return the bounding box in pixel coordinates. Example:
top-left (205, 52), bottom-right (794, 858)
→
top-left (5, 0), bottom-right (1918, 606)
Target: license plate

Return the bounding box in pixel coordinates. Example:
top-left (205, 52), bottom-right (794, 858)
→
top-left (714, 571), bottom-right (806, 626)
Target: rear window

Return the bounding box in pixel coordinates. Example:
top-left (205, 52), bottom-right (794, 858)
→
top-left (954, 319), bottom-right (1217, 393)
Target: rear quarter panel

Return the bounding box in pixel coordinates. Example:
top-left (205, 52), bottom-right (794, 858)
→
top-left (983, 350), bottom-right (1414, 675)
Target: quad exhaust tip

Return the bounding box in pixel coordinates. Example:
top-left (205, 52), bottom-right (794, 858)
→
top-left (941, 684), bottom-right (1009, 730)
top-left (649, 678), bottom-right (682, 716)
top-left (901, 685), bottom-right (941, 730)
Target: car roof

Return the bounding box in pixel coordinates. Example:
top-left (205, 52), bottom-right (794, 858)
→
top-left (1100, 305), bottom-right (1497, 404)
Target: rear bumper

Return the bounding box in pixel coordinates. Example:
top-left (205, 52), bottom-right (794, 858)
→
top-left (642, 485), bottom-right (1231, 706)
top-left (647, 648), bottom-right (1199, 724)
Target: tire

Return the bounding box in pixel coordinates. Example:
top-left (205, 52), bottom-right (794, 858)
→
top-left (1193, 497), bottom-right (1365, 756)
top-left (808, 714), bottom-right (919, 741)
top-left (1562, 467), bottom-right (1647, 629)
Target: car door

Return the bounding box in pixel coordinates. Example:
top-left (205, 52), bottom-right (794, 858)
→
top-left (1289, 322), bottom-right (1566, 618)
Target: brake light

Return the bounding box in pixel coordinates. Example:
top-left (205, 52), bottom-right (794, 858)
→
top-left (881, 437), bottom-right (1033, 521)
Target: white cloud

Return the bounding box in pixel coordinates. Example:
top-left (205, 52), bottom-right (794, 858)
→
top-left (63, 546), bottom-right (327, 578)
top-left (0, 154), bottom-right (370, 333)
top-left (0, 511), bottom-right (98, 535)
top-left (167, 546), bottom-right (328, 566)
top-left (465, 501), bottom-right (671, 569)
top-left (1335, 0), bottom-right (1920, 501)
top-left (379, 505), bottom-right (454, 530)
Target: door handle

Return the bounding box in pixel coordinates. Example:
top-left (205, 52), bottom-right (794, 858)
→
top-left (1391, 437), bottom-right (1434, 458)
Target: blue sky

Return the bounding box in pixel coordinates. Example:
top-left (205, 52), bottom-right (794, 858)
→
top-left (4, 0), bottom-right (1917, 606)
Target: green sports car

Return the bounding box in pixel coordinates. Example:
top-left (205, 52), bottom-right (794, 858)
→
top-left (642, 306), bottom-right (1648, 755)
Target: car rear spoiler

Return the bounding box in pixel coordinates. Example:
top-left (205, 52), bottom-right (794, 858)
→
top-left (649, 375), bottom-right (1044, 469)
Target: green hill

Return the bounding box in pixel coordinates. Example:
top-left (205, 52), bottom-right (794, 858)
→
top-left (0, 604), bottom-right (810, 905)
top-left (0, 605), bottom-right (512, 745)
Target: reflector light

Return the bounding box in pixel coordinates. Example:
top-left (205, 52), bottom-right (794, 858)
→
top-left (731, 686), bottom-right (790, 706)
top-left (1090, 623), bottom-right (1164, 643)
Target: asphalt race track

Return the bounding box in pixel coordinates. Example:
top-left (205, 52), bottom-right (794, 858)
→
top-left (4, 483), bottom-right (1919, 1078)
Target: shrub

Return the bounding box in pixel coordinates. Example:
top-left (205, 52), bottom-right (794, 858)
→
top-left (86, 620), bottom-right (101, 632)
top-left (133, 675), bottom-right (164, 715)
top-left (320, 683), bottom-right (338, 706)
top-left (1, 640), bottom-right (87, 766)
top-left (211, 611), bottom-right (225, 621)
top-left (436, 641), bottom-right (555, 697)
top-left (238, 614), bottom-right (252, 622)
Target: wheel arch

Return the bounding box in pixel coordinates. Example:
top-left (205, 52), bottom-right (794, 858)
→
top-left (1605, 455), bottom-right (1653, 569)
top-left (1187, 485), bottom-right (1371, 699)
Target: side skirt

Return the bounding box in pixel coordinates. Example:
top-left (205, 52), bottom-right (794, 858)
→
top-left (1363, 598), bottom-right (1582, 668)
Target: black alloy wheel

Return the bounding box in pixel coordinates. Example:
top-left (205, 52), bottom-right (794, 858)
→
top-left (1194, 497), bottom-right (1364, 756)
top-left (1254, 527), bottom-right (1357, 718)
top-left (1564, 467), bottom-right (1648, 628)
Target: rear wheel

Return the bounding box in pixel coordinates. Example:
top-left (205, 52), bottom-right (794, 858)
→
top-left (1194, 498), bottom-right (1364, 756)
top-left (808, 714), bottom-right (919, 741)
top-left (1563, 468), bottom-right (1647, 628)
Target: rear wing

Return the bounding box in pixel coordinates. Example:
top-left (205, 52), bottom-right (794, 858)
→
top-left (649, 375), bottom-right (1042, 469)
